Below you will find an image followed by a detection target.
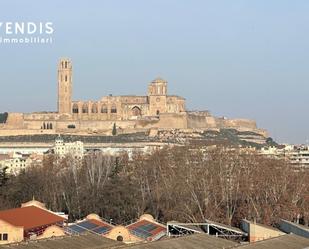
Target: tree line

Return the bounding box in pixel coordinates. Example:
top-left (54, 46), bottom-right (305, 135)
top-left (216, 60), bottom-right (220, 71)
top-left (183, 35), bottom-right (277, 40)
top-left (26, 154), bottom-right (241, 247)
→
top-left (0, 145), bottom-right (308, 228)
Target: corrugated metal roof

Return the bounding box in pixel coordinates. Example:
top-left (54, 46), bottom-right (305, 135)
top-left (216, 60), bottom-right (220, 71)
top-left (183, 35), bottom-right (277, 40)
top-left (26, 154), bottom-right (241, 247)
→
top-left (122, 234), bottom-right (237, 249)
top-left (0, 233), bottom-right (121, 249)
top-left (233, 234), bottom-right (309, 249)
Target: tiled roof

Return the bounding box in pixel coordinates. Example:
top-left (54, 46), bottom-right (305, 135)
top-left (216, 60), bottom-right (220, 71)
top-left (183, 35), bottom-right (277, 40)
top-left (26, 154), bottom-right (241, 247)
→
top-left (0, 206), bottom-right (66, 230)
top-left (0, 154), bottom-right (11, 161)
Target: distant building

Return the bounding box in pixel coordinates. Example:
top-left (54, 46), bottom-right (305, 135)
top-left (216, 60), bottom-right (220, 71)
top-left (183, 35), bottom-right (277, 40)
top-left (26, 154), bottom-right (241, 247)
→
top-left (260, 144), bottom-right (309, 168)
top-left (0, 199), bottom-right (66, 245)
top-left (54, 137), bottom-right (84, 159)
top-left (1, 58), bottom-right (266, 137)
top-left (288, 145), bottom-right (309, 168)
top-left (0, 152), bottom-right (42, 175)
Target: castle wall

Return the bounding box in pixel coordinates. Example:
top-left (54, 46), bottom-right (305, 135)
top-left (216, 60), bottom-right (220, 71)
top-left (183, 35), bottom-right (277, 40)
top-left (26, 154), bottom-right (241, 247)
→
top-left (5, 113), bottom-right (24, 128)
top-left (187, 113), bottom-right (217, 129)
top-left (1, 113), bottom-right (267, 137)
top-left (0, 129), bottom-right (55, 136)
top-left (55, 120), bottom-right (138, 135)
top-left (217, 118), bottom-right (257, 130)
top-left (154, 113), bottom-right (187, 129)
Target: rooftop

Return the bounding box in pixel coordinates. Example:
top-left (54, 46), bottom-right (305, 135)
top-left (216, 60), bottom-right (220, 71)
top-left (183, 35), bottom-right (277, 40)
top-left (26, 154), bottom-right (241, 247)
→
top-left (67, 218), bottom-right (114, 235)
top-left (0, 206), bottom-right (65, 230)
top-left (123, 233), bottom-right (237, 249)
top-left (126, 218), bottom-right (166, 240)
top-left (233, 234), bottom-right (309, 249)
top-left (0, 233), bottom-right (121, 249)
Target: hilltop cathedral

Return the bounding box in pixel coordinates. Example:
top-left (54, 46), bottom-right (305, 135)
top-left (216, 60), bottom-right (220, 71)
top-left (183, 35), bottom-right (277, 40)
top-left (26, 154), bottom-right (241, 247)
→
top-left (1, 58), bottom-right (265, 136)
top-left (57, 59), bottom-right (186, 120)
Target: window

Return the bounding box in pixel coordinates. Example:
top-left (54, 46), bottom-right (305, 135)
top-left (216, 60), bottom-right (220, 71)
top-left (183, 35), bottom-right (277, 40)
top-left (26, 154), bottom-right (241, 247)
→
top-left (0, 233), bottom-right (8, 241)
top-left (72, 104), bottom-right (79, 113)
top-left (132, 106), bottom-right (141, 116)
top-left (156, 110), bottom-right (160, 115)
top-left (101, 105), bottom-right (108, 113)
top-left (91, 103), bottom-right (98, 113)
top-left (65, 75), bottom-right (68, 82)
top-left (82, 103), bottom-right (88, 113)
top-left (111, 105), bottom-right (117, 113)
top-left (65, 61), bottom-right (68, 68)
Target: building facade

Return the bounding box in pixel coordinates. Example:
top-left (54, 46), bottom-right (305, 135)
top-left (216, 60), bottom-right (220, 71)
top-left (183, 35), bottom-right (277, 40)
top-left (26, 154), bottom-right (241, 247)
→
top-left (0, 152), bottom-right (43, 175)
top-left (260, 144), bottom-right (309, 168)
top-left (54, 136), bottom-right (84, 159)
top-left (56, 58), bottom-right (185, 120)
top-left (0, 200), bottom-right (66, 245)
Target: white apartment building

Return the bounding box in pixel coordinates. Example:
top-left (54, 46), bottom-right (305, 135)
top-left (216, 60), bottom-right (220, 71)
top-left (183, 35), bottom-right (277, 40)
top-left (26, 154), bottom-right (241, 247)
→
top-left (0, 152), bottom-right (39, 175)
top-left (54, 137), bottom-right (84, 159)
top-left (288, 145), bottom-right (309, 168)
top-left (260, 144), bottom-right (309, 168)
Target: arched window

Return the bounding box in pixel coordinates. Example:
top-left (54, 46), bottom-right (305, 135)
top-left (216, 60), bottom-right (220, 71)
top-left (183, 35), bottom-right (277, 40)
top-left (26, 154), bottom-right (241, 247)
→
top-left (65, 75), bottom-right (67, 82)
top-left (65, 61), bottom-right (68, 68)
top-left (46, 123), bottom-right (50, 129)
top-left (91, 103), bottom-right (98, 113)
top-left (101, 105), bottom-right (108, 113)
top-left (72, 103), bottom-right (79, 113)
top-left (50, 123), bottom-right (53, 129)
top-left (82, 103), bottom-right (89, 113)
top-left (111, 105), bottom-right (117, 114)
top-left (43, 123), bottom-right (46, 129)
top-left (156, 110), bottom-right (160, 115)
top-left (132, 106), bottom-right (141, 116)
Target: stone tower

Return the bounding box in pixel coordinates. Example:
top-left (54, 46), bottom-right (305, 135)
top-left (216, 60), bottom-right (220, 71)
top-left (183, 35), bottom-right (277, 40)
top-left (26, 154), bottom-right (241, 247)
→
top-left (57, 58), bottom-right (72, 114)
top-left (148, 77), bottom-right (168, 116)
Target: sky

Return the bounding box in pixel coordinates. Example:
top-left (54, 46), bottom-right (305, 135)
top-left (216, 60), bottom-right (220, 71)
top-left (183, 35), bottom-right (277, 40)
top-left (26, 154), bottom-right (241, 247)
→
top-left (0, 0), bottom-right (308, 144)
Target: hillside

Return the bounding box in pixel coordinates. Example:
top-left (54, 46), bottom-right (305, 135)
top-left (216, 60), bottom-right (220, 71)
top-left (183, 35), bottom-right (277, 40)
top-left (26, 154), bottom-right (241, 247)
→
top-left (0, 129), bottom-right (277, 148)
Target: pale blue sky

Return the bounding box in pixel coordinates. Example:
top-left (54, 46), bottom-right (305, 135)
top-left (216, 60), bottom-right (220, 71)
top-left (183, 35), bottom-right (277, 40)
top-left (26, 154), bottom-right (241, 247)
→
top-left (0, 0), bottom-right (308, 144)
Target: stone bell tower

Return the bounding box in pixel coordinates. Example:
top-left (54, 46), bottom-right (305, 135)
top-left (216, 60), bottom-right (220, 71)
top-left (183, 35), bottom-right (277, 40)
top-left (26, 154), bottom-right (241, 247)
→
top-left (148, 77), bottom-right (168, 116)
top-left (57, 58), bottom-right (72, 114)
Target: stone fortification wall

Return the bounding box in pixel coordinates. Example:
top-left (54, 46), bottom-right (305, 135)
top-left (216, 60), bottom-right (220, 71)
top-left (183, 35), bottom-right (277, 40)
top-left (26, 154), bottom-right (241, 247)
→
top-left (216, 118), bottom-right (257, 130)
top-left (154, 113), bottom-right (187, 129)
top-left (5, 113), bottom-right (25, 128)
top-left (0, 112), bottom-right (268, 138)
top-left (0, 129), bottom-right (55, 136)
top-left (187, 113), bottom-right (217, 129)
